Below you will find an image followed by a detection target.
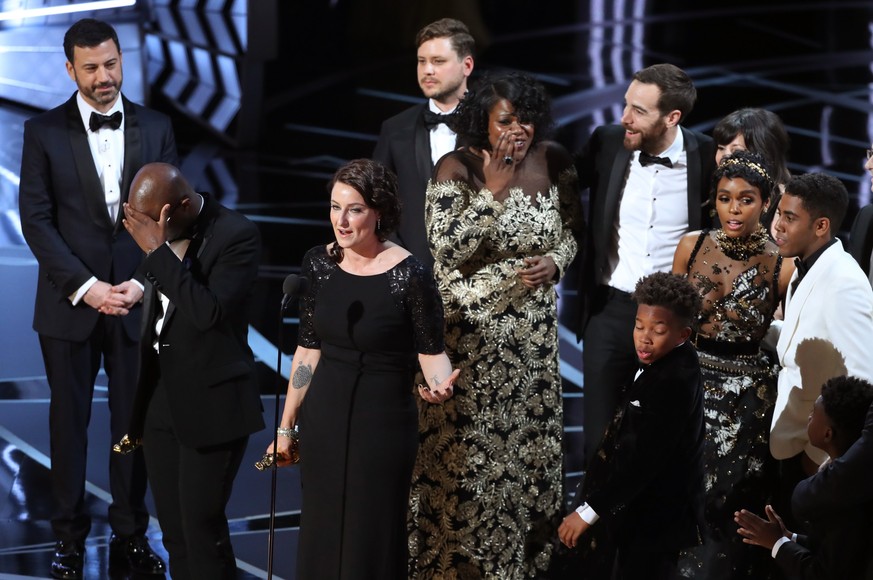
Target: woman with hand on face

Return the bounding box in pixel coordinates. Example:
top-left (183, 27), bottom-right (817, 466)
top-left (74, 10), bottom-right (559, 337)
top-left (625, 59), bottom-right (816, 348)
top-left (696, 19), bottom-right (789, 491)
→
top-left (672, 151), bottom-right (795, 579)
top-left (267, 159), bottom-right (459, 580)
top-left (408, 71), bottom-right (583, 579)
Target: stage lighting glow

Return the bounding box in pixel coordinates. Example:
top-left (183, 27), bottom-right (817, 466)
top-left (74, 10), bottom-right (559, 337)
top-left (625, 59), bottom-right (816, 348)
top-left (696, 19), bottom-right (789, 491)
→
top-left (0, 0), bottom-right (137, 22)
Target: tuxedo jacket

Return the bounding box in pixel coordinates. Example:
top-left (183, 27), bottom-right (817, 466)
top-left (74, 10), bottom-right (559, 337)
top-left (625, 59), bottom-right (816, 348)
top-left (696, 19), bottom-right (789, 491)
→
top-left (850, 203), bottom-right (873, 278)
top-left (19, 92), bottom-right (178, 342)
top-left (129, 196), bottom-right (264, 449)
top-left (774, 503), bottom-right (873, 580)
top-left (574, 124), bottom-right (715, 334)
top-left (793, 403), bottom-right (873, 580)
top-left (373, 102), bottom-right (439, 268)
top-left (770, 240), bottom-right (873, 463)
top-left (578, 341), bottom-right (705, 552)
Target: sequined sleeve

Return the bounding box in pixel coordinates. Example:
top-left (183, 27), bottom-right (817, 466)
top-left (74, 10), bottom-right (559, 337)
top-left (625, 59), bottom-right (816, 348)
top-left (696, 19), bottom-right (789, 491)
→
top-left (425, 156), bottom-right (505, 271)
top-left (545, 165), bottom-right (583, 280)
top-left (387, 257), bottom-right (446, 355)
top-left (296, 245), bottom-right (334, 349)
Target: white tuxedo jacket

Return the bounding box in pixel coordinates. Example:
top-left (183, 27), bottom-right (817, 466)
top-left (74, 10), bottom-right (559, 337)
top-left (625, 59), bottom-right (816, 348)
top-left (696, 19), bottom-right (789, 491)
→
top-left (770, 239), bottom-right (873, 464)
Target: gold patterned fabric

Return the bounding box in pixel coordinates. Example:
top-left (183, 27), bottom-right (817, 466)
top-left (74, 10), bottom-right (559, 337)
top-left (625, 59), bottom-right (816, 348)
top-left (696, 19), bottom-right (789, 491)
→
top-left (409, 146), bottom-right (581, 579)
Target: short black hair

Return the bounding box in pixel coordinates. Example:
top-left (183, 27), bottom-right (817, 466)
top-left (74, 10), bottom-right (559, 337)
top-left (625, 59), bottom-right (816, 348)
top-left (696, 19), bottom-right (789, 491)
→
top-left (820, 375), bottom-right (873, 455)
top-left (783, 172), bottom-right (849, 231)
top-left (632, 63), bottom-right (697, 122)
top-left (713, 108), bottom-right (791, 186)
top-left (450, 71), bottom-right (553, 150)
top-left (712, 150), bottom-right (774, 204)
top-left (63, 18), bottom-right (120, 63)
top-left (327, 159), bottom-right (400, 261)
top-left (632, 272), bottom-right (701, 328)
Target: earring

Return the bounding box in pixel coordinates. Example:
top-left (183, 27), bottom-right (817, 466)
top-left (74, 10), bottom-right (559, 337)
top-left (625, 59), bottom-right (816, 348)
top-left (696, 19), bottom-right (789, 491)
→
top-left (377, 218), bottom-right (381, 231)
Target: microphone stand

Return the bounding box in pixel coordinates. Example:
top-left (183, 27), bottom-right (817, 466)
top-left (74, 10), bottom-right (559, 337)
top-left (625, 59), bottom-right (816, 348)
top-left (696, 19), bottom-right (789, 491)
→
top-left (267, 294), bottom-right (291, 580)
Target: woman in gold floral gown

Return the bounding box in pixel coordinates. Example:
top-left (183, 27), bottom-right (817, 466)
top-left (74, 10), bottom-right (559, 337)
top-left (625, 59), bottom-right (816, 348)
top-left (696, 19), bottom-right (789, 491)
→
top-left (672, 151), bottom-right (794, 579)
top-left (408, 72), bottom-right (583, 579)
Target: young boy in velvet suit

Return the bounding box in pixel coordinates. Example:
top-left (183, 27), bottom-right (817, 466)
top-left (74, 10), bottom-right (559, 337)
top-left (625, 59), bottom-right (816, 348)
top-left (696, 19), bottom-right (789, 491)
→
top-left (559, 272), bottom-right (706, 580)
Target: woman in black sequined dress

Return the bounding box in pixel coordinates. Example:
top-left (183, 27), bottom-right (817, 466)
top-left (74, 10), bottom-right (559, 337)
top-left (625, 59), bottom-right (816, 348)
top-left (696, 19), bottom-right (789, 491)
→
top-left (672, 151), bottom-right (795, 579)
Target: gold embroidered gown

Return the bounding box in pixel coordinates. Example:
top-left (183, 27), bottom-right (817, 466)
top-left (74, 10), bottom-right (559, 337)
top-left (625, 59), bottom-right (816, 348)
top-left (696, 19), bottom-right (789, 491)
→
top-left (676, 229), bottom-right (783, 580)
top-left (409, 144), bottom-right (582, 579)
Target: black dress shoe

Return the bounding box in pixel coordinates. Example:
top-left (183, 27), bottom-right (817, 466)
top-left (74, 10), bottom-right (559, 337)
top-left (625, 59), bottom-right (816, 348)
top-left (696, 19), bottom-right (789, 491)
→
top-left (51, 540), bottom-right (84, 580)
top-left (109, 533), bottom-right (166, 576)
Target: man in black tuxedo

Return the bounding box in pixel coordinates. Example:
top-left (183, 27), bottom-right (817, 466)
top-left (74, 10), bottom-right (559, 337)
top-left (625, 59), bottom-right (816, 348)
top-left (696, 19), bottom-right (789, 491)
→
top-left (18, 18), bottom-right (176, 579)
top-left (373, 18), bottom-right (474, 267)
top-left (574, 63), bottom-right (715, 462)
top-left (119, 162), bottom-right (264, 580)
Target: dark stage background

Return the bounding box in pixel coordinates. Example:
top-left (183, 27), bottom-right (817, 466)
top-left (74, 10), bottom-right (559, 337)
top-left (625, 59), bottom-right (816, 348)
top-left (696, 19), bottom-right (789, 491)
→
top-left (1, 1), bottom-right (871, 578)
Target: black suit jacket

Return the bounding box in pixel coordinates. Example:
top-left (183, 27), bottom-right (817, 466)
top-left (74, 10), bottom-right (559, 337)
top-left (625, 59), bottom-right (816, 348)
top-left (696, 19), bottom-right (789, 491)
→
top-left (774, 503), bottom-right (873, 580)
top-left (850, 203), bottom-right (873, 277)
top-left (373, 103), bottom-right (439, 267)
top-left (129, 196), bottom-right (264, 449)
top-left (574, 124), bottom-right (715, 335)
top-left (578, 341), bottom-right (705, 553)
top-left (19, 92), bottom-right (178, 341)
top-left (793, 402), bottom-right (873, 579)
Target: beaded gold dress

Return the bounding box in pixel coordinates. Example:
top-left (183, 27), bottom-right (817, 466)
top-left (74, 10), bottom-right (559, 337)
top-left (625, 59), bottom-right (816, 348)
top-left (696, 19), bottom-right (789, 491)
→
top-left (677, 228), bottom-right (782, 580)
top-left (408, 144), bottom-right (582, 579)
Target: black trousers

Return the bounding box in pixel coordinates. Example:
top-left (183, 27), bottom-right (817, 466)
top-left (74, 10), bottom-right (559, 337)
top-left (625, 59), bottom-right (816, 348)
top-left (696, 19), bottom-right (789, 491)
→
top-left (39, 315), bottom-right (148, 544)
top-left (143, 379), bottom-right (247, 580)
top-left (582, 286), bottom-right (639, 463)
top-left (613, 545), bottom-right (678, 580)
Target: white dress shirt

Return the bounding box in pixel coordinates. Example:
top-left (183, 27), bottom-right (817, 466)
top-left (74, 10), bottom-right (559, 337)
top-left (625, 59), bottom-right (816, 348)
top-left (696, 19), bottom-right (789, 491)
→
top-left (605, 130), bottom-right (689, 292)
top-left (69, 93), bottom-right (126, 305)
top-left (428, 99), bottom-right (458, 165)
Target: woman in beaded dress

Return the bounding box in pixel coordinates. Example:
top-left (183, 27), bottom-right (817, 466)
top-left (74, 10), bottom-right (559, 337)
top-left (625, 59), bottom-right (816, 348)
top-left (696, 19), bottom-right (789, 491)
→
top-left (408, 72), bottom-right (583, 579)
top-left (672, 151), bottom-right (794, 579)
top-left (267, 159), bottom-right (459, 579)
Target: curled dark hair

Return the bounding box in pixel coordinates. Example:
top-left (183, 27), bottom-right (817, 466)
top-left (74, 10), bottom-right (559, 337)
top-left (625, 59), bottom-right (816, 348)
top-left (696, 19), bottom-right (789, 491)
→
top-left (63, 18), bottom-right (120, 63)
top-left (327, 159), bottom-right (400, 262)
top-left (821, 375), bottom-right (873, 455)
top-left (632, 63), bottom-right (697, 121)
top-left (449, 71), bottom-right (553, 151)
top-left (783, 173), bottom-right (848, 231)
top-left (632, 272), bottom-right (702, 328)
top-left (713, 109), bottom-right (791, 186)
top-left (711, 150), bottom-right (774, 204)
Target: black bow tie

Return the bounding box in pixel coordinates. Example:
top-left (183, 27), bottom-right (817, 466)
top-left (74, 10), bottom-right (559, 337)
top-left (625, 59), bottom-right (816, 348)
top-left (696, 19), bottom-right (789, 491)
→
top-left (638, 151), bottom-right (673, 168)
top-left (423, 110), bottom-right (450, 130)
top-left (790, 257), bottom-right (808, 295)
top-left (89, 111), bottom-right (122, 132)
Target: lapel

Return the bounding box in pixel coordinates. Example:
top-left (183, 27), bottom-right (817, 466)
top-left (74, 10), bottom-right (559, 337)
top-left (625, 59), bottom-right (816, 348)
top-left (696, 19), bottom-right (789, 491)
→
top-left (158, 195), bottom-right (216, 334)
top-left (683, 127), bottom-right (703, 230)
top-left (66, 94), bottom-right (114, 231)
top-left (119, 96), bottom-right (142, 233)
top-left (602, 139), bottom-right (632, 243)
top-left (778, 241), bottom-right (840, 360)
top-left (413, 106), bottom-right (434, 181)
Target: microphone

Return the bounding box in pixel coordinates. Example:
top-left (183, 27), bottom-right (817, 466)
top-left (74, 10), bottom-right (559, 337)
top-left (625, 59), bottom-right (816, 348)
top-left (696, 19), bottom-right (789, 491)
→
top-left (280, 274), bottom-right (309, 310)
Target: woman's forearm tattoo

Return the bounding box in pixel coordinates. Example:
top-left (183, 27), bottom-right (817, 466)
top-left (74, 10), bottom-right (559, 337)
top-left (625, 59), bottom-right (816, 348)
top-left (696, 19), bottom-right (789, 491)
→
top-left (292, 363), bottom-right (313, 389)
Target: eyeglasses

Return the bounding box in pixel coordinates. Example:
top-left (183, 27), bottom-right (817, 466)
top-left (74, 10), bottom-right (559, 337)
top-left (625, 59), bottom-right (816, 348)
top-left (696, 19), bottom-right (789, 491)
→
top-left (867, 148), bottom-right (873, 160)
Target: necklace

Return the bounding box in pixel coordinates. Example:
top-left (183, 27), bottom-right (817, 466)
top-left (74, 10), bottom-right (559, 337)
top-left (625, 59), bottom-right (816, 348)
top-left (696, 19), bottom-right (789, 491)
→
top-left (714, 225), bottom-right (768, 261)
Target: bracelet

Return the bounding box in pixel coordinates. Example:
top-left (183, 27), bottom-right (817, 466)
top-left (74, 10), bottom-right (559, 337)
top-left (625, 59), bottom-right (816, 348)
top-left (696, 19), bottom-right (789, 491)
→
top-left (277, 426), bottom-right (299, 441)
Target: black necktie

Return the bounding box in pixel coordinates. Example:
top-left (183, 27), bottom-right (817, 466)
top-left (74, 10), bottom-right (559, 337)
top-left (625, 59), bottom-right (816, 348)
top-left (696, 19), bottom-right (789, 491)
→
top-left (89, 110), bottom-right (122, 132)
top-left (638, 151), bottom-right (673, 168)
top-left (423, 110), bottom-right (450, 130)
top-left (790, 257), bottom-right (807, 296)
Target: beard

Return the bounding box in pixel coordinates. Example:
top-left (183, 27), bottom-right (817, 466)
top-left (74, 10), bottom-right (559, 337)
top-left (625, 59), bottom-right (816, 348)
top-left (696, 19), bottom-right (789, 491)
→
top-left (78, 75), bottom-right (123, 109)
top-left (622, 118), bottom-right (669, 153)
top-left (421, 74), bottom-right (465, 105)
